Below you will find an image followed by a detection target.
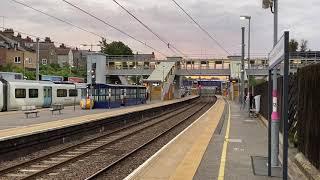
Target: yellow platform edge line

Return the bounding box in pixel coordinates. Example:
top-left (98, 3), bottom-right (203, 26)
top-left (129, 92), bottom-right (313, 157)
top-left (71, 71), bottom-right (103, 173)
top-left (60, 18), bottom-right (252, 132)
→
top-left (217, 101), bottom-right (231, 180)
top-left (169, 98), bottom-right (225, 180)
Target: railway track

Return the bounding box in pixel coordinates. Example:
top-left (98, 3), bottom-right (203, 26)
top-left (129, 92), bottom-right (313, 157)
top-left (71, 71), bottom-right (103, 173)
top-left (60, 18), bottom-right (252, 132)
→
top-left (86, 100), bottom-right (213, 180)
top-left (0, 99), bottom-right (208, 180)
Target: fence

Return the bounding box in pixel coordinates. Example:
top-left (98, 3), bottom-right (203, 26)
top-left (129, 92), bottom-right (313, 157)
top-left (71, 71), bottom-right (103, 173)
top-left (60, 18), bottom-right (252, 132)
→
top-left (254, 65), bottom-right (319, 170)
top-left (297, 64), bottom-right (320, 169)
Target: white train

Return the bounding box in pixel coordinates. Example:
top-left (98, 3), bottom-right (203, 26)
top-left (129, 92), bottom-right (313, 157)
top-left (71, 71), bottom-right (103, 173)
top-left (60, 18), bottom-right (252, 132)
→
top-left (0, 79), bottom-right (86, 111)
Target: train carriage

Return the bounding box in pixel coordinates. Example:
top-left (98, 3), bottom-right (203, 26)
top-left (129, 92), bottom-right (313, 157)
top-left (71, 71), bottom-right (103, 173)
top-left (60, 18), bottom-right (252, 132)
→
top-left (0, 79), bottom-right (86, 111)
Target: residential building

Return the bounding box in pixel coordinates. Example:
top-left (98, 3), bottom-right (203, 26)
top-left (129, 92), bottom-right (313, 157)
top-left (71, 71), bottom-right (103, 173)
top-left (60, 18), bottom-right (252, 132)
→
top-left (37, 37), bottom-right (58, 65)
top-left (72, 48), bottom-right (88, 69)
top-left (56, 44), bottom-right (73, 67)
top-left (0, 29), bottom-right (36, 70)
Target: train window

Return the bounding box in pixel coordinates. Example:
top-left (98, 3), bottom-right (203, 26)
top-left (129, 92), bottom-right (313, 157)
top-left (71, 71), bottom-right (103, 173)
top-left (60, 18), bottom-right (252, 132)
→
top-left (81, 89), bottom-right (87, 97)
top-left (57, 89), bottom-right (67, 97)
top-left (69, 89), bottom-right (78, 97)
top-left (99, 89), bottom-right (106, 96)
top-left (29, 89), bottom-right (38, 98)
top-left (15, 89), bottom-right (26, 98)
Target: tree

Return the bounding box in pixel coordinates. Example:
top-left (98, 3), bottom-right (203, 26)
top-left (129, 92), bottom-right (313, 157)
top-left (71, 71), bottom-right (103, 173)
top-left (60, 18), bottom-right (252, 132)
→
top-left (300, 39), bottom-right (308, 52)
top-left (0, 63), bottom-right (36, 80)
top-left (289, 39), bottom-right (299, 52)
top-left (100, 39), bottom-right (133, 55)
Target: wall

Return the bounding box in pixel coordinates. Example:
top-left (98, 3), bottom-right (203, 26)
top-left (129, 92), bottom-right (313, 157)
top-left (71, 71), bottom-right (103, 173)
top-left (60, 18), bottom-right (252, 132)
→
top-left (87, 53), bottom-right (106, 84)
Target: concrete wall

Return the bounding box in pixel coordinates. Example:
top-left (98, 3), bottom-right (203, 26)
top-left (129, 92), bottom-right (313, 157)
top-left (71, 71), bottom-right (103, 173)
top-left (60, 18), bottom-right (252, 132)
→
top-left (87, 53), bottom-right (106, 84)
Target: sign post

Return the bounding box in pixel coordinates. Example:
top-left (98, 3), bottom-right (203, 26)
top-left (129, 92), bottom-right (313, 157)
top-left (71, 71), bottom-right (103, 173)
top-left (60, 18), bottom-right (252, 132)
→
top-left (267, 31), bottom-right (289, 180)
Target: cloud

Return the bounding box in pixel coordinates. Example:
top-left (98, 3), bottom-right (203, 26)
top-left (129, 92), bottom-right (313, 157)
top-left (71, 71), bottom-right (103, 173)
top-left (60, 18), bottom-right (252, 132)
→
top-left (1, 0), bottom-right (319, 58)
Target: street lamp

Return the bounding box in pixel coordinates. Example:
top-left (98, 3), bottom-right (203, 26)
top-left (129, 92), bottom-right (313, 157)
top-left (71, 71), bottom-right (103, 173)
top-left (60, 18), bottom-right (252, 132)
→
top-left (240, 15), bottom-right (251, 112)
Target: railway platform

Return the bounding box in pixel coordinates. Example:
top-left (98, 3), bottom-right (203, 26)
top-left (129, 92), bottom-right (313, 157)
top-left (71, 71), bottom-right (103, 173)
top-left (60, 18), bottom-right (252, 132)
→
top-left (125, 97), bottom-right (284, 180)
top-left (0, 96), bottom-right (197, 141)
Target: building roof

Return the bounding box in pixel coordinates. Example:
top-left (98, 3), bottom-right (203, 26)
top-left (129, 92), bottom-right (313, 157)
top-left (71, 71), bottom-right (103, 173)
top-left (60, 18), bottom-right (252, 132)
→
top-left (39, 42), bottom-right (56, 51)
top-left (0, 33), bottom-right (26, 51)
top-left (56, 48), bottom-right (71, 55)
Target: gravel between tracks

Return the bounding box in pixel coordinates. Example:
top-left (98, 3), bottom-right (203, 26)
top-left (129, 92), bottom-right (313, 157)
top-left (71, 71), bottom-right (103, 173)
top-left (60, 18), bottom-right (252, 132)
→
top-left (0, 98), bottom-right (214, 180)
top-left (94, 99), bottom-right (215, 180)
top-left (35, 100), bottom-right (208, 179)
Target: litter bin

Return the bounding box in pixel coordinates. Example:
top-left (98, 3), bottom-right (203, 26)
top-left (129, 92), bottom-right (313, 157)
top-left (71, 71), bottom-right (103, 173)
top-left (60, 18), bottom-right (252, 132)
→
top-left (254, 95), bottom-right (261, 113)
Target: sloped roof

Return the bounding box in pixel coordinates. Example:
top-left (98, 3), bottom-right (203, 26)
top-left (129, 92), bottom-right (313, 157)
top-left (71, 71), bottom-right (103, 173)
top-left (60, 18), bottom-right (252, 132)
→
top-left (0, 33), bottom-right (26, 51)
top-left (56, 48), bottom-right (71, 55)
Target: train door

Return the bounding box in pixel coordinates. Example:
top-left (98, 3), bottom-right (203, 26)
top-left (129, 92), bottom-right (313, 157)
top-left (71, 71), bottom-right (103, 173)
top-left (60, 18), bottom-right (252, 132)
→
top-left (0, 79), bottom-right (8, 111)
top-left (43, 86), bottom-right (52, 107)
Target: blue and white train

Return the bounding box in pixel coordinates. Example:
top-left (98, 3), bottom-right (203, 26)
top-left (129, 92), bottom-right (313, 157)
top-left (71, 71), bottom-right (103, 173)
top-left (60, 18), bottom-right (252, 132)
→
top-left (0, 79), bottom-right (86, 111)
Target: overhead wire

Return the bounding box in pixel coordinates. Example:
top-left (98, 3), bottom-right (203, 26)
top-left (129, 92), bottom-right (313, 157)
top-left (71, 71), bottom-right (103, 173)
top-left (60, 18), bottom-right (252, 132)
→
top-left (170, 0), bottom-right (232, 56)
top-left (10, 0), bottom-right (109, 41)
top-left (112, 0), bottom-right (186, 58)
top-left (62, 0), bottom-right (168, 58)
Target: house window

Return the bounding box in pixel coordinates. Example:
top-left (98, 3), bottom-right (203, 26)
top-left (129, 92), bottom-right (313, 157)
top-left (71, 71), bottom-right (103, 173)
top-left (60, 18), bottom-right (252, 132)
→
top-left (42, 59), bottom-right (47, 65)
top-left (14, 57), bottom-right (21, 64)
top-left (26, 58), bottom-right (32, 64)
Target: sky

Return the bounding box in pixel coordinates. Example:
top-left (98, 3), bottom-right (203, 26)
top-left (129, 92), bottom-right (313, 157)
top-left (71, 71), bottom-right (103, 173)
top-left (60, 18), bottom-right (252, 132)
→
top-left (0, 0), bottom-right (319, 59)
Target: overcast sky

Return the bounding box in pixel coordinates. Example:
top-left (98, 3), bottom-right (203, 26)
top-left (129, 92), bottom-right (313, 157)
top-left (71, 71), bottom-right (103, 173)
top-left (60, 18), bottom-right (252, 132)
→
top-left (1, 0), bottom-right (319, 59)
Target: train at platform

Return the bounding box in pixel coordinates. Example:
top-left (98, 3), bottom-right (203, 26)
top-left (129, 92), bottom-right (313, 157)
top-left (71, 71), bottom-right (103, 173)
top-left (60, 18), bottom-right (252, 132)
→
top-left (0, 79), bottom-right (87, 111)
top-left (0, 79), bottom-right (147, 111)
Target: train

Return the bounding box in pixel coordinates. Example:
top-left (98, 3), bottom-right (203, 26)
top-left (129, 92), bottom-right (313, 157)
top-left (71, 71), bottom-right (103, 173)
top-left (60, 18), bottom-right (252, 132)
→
top-left (0, 79), bottom-right (87, 111)
top-left (0, 79), bottom-right (147, 111)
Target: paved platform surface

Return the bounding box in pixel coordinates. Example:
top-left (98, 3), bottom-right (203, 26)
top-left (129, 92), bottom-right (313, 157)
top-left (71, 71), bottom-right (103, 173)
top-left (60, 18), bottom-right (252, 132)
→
top-left (195, 101), bottom-right (282, 180)
top-left (125, 97), bottom-right (225, 180)
top-left (0, 96), bottom-right (197, 141)
top-left (125, 99), bottom-right (284, 180)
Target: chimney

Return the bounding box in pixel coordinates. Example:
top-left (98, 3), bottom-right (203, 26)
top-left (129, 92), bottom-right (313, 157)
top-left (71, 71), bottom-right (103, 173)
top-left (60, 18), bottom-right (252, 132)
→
top-left (60, 43), bottom-right (66, 48)
top-left (25, 36), bottom-right (33, 43)
top-left (44, 37), bottom-right (51, 43)
top-left (17, 33), bottom-right (22, 39)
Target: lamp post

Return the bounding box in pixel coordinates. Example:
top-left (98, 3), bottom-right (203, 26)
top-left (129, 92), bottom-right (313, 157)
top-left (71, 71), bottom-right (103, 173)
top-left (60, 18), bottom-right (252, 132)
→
top-left (36, 38), bottom-right (40, 81)
top-left (240, 15), bottom-right (251, 112)
top-left (262, 0), bottom-right (280, 170)
top-left (240, 27), bottom-right (245, 109)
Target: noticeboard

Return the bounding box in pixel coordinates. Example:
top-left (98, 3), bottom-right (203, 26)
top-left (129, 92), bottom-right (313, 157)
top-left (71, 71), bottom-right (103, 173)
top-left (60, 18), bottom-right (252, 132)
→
top-left (269, 34), bottom-right (285, 69)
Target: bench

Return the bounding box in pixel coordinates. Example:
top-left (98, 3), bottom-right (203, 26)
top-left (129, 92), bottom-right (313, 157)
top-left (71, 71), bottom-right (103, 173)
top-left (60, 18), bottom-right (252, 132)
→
top-left (22, 106), bottom-right (39, 118)
top-left (50, 104), bottom-right (64, 115)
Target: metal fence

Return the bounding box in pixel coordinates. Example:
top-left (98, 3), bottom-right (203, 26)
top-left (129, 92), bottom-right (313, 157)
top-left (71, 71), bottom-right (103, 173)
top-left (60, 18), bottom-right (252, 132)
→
top-left (296, 64), bottom-right (320, 169)
top-left (254, 65), bottom-right (319, 170)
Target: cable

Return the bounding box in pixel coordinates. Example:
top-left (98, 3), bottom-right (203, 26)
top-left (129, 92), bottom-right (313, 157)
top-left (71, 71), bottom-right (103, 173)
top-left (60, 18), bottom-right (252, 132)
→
top-left (62, 0), bottom-right (168, 57)
top-left (112, 0), bottom-right (186, 57)
top-left (170, 0), bottom-right (231, 56)
top-left (10, 0), bottom-right (109, 41)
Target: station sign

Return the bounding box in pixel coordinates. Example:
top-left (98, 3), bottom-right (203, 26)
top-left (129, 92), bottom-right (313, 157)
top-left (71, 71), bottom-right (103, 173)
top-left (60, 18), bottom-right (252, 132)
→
top-left (68, 77), bottom-right (85, 83)
top-left (269, 34), bottom-right (285, 68)
top-left (41, 75), bottom-right (63, 82)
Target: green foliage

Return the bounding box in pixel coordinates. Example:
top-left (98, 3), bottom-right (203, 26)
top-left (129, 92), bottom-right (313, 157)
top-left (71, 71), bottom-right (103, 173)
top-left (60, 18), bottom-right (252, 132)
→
top-left (100, 39), bottom-right (133, 55)
top-left (40, 63), bottom-right (86, 78)
top-left (300, 39), bottom-right (308, 52)
top-left (0, 63), bottom-right (35, 80)
top-left (289, 39), bottom-right (299, 52)
top-left (249, 76), bottom-right (266, 86)
top-left (0, 63), bottom-right (86, 80)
